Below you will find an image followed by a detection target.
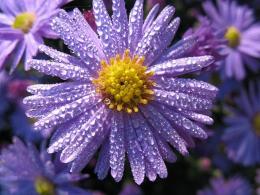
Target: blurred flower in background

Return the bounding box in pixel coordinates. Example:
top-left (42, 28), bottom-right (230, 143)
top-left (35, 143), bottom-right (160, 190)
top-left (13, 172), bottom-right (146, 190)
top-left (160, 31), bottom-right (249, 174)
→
top-left (223, 82), bottom-right (260, 166)
top-left (0, 0), bottom-right (71, 72)
top-left (183, 17), bottom-right (226, 71)
top-left (24, 0), bottom-right (218, 184)
top-left (198, 176), bottom-right (252, 195)
top-left (0, 137), bottom-right (90, 195)
top-left (0, 71), bottom-right (45, 141)
top-left (202, 0), bottom-right (260, 80)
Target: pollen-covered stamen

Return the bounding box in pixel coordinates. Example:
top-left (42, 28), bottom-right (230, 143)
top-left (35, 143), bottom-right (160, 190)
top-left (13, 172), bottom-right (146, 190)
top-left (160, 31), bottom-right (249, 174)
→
top-left (93, 50), bottom-right (155, 113)
top-left (225, 26), bottom-right (241, 48)
top-left (253, 113), bottom-right (260, 136)
top-left (12, 12), bottom-right (36, 33)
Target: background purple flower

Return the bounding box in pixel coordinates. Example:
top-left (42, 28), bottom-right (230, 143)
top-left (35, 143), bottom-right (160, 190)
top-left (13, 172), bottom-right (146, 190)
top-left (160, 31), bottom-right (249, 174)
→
top-left (223, 82), bottom-right (260, 166)
top-left (0, 0), bottom-right (72, 72)
top-left (198, 176), bottom-right (252, 195)
top-left (0, 137), bottom-right (90, 195)
top-left (202, 0), bottom-right (260, 80)
top-left (0, 71), bottom-right (46, 141)
top-left (183, 17), bottom-right (226, 71)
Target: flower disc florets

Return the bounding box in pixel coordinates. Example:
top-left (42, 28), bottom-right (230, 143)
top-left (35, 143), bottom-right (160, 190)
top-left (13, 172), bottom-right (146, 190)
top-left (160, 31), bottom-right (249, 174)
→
top-left (93, 50), bottom-right (155, 113)
top-left (12, 12), bottom-right (36, 33)
top-left (224, 26), bottom-right (241, 48)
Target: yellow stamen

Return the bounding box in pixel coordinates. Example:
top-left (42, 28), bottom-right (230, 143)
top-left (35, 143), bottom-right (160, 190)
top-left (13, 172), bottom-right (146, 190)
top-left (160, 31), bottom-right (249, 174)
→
top-left (12, 12), bottom-right (36, 33)
top-left (93, 50), bottom-right (155, 113)
top-left (225, 26), bottom-right (241, 48)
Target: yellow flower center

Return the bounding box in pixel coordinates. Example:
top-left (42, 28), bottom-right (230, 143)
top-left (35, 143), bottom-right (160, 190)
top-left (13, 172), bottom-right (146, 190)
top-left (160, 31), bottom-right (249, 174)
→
top-left (224, 26), bottom-right (241, 48)
top-left (253, 113), bottom-right (260, 136)
top-left (93, 50), bottom-right (155, 113)
top-left (34, 176), bottom-right (55, 195)
top-left (12, 12), bottom-right (36, 33)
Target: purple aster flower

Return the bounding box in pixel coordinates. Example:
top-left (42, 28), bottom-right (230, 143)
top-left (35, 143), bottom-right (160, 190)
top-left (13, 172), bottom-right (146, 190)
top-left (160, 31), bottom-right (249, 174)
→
top-left (0, 0), bottom-right (72, 72)
top-left (24, 0), bottom-right (218, 184)
top-left (0, 137), bottom-right (90, 195)
top-left (223, 82), bottom-right (260, 166)
top-left (198, 176), bottom-right (252, 195)
top-left (183, 17), bottom-right (226, 71)
top-left (202, 0), bottom-right (260, 80)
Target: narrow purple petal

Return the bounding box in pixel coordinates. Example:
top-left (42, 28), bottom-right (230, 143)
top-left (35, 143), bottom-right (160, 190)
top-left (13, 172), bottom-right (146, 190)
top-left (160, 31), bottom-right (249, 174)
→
top-left (95, 139), bottom-right (110, 180)
top-left (0, 28), bottom-right (23, 40)
top-left (33, 94), bottom-right (101, 131)
top-left (142, 4), bottom-right (160, 33)
top-left (154, 89), bottom-right (213, 112)
top-left (38, 45), bottom-right (85, 68)
top-left (51, 11), bottom-right (101, 69)
top-left (109, 113), bottom-right (125, 181)
top-left (149, 56), bottom-right (214, 76)
top-left (135, 6), bottom-right (175, 65)
top-left (128, 0), bottom-right (144, 53)
top-left (0, 41), bottom-right (17, 70)
top-left (93, 0), bottom-right (118, 58)
top-left (181, 111), bottom-right (214, 125)
top-left (155, 77), bottom-right (218, 100)
top-left (60, 106), bottom-right (108, 163)
top-left (125, 116), bottom-right (145, 185)
top-left (112, 0), bottom-right (128, 53)
top-left (9, 40), bottom-right (26, 73)
top-left (27, 60), bottom-right (92, 81)
top-left (158, 105), bottom-right (208, 139)
top-left (131, 113), bottom-right (167, 179)
top-left (157, 36), bottom-right (198, 63)
top-left (140, 105), bottom-right (188, 155)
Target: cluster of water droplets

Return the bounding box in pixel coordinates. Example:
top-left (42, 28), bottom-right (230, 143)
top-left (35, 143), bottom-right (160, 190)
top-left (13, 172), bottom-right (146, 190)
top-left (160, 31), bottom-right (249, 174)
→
top-left (150, 56), bottom-right (214, 76)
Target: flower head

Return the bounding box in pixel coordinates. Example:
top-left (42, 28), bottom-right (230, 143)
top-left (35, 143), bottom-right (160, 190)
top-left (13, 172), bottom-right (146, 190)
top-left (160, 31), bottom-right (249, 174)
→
top-left (198, 176), bottom-right (252, 195)
top-left (24, 0), bottom-right (218, 184)
top-left (0, 137), bottom-right (90, 195)
top-left (223, 82), bottom-right (260, 166)
top-left (203, 0), bottom-right (260, 80)
top-left (0, 0), bottom-right (71, 72)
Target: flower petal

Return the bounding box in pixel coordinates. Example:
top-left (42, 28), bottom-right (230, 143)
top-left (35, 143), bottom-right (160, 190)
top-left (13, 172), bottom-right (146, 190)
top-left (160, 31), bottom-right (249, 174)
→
top-left (93, 0), bottom-right (118, 58)
top-left (109, 112), bottom-right (125, 181)
top-left (131, 113), bottom-right (167, 179)
top-left (125, 116), bottom-right (145, 185)
top-left (150, 56), bottom-right (214, 76)
top-left (95, 139), bottom-right (110, 180)
top-left (27, 60), bottom-right (92, 82)
top-left (140, 105), bottom-right (188, 155)
top-left (112, 0), bottom-right (128, 53)
top-left (128, 0), bottom-right (144, 53)
top-left (33, 94), bottom-right (101, 131)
